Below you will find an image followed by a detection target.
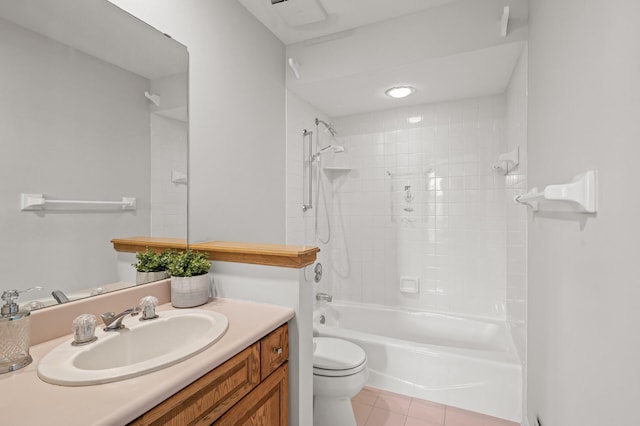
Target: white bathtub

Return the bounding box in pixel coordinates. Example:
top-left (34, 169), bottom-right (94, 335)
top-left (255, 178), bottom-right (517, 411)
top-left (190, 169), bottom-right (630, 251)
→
top-left (313, 302), bottom-right (522, 422)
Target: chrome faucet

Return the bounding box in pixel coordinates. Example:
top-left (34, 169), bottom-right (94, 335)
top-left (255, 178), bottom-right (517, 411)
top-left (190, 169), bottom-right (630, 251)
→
top-left (315, 292), bottom-right (333, 302)
top-left (51, 290), bottom-right (69, 304)
top-left (101, 306), bottom-right (140, 331)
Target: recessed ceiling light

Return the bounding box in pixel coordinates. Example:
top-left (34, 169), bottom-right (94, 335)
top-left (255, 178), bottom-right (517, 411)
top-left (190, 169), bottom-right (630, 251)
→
top-left (407, 115), bottom-right (423, 124)
top-left (385, 86), bottom-right (416, 99)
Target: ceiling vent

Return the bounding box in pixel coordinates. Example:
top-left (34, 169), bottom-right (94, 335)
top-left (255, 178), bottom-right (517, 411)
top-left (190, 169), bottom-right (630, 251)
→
top-left (271, 0), bottom-right (327, 27)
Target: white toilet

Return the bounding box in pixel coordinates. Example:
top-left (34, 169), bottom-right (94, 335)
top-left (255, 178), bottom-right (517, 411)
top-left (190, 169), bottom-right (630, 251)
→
top-left (313, 337), bottom-right (369, 426)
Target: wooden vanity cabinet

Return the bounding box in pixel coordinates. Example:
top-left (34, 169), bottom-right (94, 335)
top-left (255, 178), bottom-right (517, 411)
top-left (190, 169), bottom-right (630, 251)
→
top-left (128, 323), bottom-right (289, 426)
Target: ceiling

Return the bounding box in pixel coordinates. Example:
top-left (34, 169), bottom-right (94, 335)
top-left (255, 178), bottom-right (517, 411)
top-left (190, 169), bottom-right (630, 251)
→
top-left (238, 0), bottom-right (529, 118)
top-left (235, 0), bottom-right (458, 45)
top-left (294, 41), bottom-right (526, 117)
top-left (0, 0), bottom-right (187, 80)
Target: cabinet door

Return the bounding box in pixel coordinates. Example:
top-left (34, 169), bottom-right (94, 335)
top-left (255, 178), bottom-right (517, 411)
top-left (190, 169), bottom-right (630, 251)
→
top-left (128, 344), bottom-right (261, 426)
top-left (214, 362), bottom-right (288, 426)
top-left (260, 323), bottom-right (289, 380)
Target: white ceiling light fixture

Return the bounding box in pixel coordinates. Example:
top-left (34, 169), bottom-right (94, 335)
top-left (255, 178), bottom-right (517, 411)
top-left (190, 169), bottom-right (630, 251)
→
top-left (385, 86), bottom-right (416, 99)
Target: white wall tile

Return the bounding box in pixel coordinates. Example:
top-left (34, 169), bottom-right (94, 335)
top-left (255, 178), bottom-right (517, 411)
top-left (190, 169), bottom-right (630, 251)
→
top-left (327, 93), bottom-right (518, 319)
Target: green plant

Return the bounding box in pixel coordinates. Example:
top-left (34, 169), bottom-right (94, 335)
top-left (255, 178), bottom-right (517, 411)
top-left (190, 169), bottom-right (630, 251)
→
top-left (133, 248), bottom-right (173, 272)
top-left (166, 250), bottom-right (211, 277)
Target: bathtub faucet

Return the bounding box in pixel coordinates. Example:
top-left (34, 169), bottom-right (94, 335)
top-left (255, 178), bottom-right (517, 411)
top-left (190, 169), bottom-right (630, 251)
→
top-left (316, 293), bottom-right (333, 303)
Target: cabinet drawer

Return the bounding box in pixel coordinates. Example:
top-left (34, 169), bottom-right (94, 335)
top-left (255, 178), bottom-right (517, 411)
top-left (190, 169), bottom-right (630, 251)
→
top-left (260, 323), bottom-right (289, 380)
top-left (214, 362), bottom-right (288, 426)
top-left (128, 343), bottom-right (261, 426)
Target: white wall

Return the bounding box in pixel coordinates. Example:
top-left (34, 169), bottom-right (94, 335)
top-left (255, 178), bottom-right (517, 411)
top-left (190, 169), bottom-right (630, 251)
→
top-left (505, 47), bottom-right (528, 359)
top-left (212, 261), bottom-right (313, 426)
top-left (110, 0), bottom-right (287, 244)
top-left (527, 1), bottom-right (640, 425)
top-left (330, 95), bottom-right (510, 319)
top-left (505, 46), bottom-right (528, 421)
top-left (0, 17), bottom-right (151, 293)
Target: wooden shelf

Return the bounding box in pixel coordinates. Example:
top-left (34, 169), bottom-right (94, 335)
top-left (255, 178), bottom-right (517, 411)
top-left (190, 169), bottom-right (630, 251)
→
top-left (111, 237), bottom-right (319, 269)
top-left (111, 236), bottom-right (187, 254)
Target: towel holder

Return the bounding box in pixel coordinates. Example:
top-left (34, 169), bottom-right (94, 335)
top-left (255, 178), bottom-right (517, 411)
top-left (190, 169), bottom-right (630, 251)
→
top-left (514, 170), bottom-right (597, 213)
top-left (21, 193), bottom-right (136, 211)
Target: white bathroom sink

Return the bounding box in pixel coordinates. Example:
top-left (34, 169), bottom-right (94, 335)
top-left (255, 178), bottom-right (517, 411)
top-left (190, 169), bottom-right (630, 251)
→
top-left (37, 309), bottom-right (228, 386)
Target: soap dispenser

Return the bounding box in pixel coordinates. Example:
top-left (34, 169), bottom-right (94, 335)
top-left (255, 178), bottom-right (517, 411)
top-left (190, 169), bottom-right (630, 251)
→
top-left (0, 288), bottom-right (39, 373)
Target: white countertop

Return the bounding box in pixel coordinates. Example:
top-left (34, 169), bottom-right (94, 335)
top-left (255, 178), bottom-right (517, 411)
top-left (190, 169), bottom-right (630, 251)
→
top-left (0, 298), bottom-right (294, 425)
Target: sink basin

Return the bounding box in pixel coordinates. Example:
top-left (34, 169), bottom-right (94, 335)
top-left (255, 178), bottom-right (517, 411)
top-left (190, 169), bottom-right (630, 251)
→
top-left (37, 309), bottom-right (228, 386)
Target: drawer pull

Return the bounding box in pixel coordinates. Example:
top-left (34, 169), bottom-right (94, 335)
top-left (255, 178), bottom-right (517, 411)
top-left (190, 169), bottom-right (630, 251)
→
top-left (273, 347), bottom-right (283, 355)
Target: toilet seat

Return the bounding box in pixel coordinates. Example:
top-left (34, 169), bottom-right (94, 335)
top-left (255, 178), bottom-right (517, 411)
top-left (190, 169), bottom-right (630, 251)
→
top-left (313, 337), bottom-right (367, 377)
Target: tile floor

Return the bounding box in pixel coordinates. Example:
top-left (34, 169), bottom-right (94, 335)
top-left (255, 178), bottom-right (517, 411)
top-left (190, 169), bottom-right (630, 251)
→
top-left (351, 387), bottom-right (519, 426)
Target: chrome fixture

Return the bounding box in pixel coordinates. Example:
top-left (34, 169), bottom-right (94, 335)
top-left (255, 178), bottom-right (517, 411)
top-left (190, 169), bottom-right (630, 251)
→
top-left (315, 118), bottom-right (337, 136)
top-left (311, 144), bottom-right (345, 162)
top-left (139, 296), bottom-right (159, 321)
top-left (303, 119), bottom-right (343, 220)
top-left (314, 263), bottom-right (323, 283)
top-left (303, 123), bottom-right (343, 212)
top-left (90, 287), bottom-right (107, 296)
top-left (303, 129), bottom-right (313, 212)
top-left (101, 306), bottom-right (140, 331)
top-left (316, 292), bottom-right (333, 302)
top-left (51, 290), bottom-right (69, 304)
top-left (312, 119), bottom-right (343, 244)
top-left (404, 185), bottom-right (415, 212)
top-left (72, 314), bottom-right (97, 346)
top-left (319, 314), bottom-right (326, 325)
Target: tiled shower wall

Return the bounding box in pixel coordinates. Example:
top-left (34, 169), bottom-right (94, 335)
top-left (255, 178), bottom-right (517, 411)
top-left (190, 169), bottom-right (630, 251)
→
top-left (149, 74), bottom-right (188, 239)
top-left (330, 94), bottom-right (514, 319)
top-left (150, 114), bottom-right (188, 239)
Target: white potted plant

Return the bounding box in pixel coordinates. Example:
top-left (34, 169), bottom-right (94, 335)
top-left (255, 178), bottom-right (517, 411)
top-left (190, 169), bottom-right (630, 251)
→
top-left (166, 250), bottom-right (211, 308)
top-left (133, 248), bottom-right (171, 285)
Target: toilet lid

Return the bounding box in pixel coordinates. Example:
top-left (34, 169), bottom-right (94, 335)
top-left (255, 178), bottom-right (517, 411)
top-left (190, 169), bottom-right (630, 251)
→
top-left (313, 337), bottom-right (366, 371)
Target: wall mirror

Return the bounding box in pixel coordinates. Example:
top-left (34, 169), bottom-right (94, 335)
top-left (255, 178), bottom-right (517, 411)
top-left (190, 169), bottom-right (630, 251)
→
top-left (0, 0), bottom-right (188, 310)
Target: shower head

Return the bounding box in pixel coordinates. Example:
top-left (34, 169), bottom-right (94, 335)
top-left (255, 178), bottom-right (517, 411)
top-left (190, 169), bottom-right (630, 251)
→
top-left (311, 144), bottom-right (345, 161)
top-left (315, 118), bottom-right (337, 136)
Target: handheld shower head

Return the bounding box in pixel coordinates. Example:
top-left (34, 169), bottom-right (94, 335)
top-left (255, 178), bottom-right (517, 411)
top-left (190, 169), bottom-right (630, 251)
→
top-left (311, 145), bottom-right (345, 161)
top-left (315, 118), bottom-right (337, 136)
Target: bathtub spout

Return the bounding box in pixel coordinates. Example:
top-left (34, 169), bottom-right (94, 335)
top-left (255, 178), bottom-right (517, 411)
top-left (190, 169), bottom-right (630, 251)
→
top-left (316, 293), bottom-right (333, 302)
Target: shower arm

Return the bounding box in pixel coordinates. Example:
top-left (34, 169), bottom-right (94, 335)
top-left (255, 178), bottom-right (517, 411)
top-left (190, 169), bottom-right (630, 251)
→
top-left (302, 129), bottom-right (313, 212)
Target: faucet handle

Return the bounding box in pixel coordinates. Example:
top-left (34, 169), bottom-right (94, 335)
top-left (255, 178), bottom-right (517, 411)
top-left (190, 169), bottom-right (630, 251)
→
top-left (139, 296), bottom-right (159, 320)
top-left (72, 314), bottom-right (97, 345)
